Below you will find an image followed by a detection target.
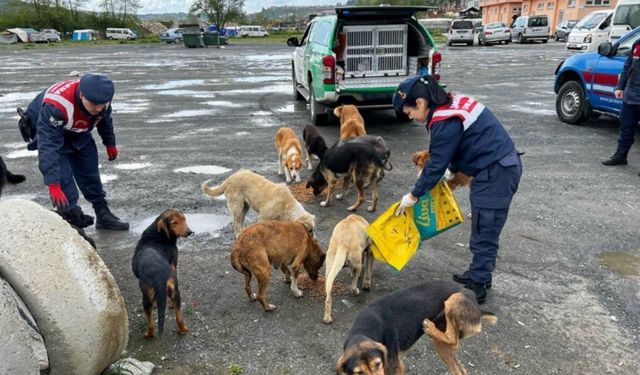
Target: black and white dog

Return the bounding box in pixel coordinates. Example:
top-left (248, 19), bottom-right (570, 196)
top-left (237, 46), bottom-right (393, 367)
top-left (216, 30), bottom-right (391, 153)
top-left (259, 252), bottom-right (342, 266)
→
top-left (303, 124), bottom-right (328, 170)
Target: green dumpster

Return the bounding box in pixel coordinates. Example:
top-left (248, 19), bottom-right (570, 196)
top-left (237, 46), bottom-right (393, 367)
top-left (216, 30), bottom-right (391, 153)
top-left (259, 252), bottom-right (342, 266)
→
top-left (183, 33), bottom-right (204, 48)
top-left (203, 32), bottom-right (229, 46)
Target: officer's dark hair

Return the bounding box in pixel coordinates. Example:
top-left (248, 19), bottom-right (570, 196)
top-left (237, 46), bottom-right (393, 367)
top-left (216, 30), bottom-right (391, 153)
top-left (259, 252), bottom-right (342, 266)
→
top-left (404, 75), bottom-right (451, 109)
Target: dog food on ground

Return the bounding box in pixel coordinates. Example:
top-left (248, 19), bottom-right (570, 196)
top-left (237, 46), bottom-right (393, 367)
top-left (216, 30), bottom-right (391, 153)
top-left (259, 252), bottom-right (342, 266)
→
top-left (297, 273), bottom-right (348, 298)
top-left (288, 183), bottom-right (316, 203)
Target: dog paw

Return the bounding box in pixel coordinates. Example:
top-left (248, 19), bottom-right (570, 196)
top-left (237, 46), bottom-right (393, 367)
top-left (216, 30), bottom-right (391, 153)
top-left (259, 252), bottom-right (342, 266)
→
top-left (293, 289), bottom-right (304, 298)
top-left (307, 165), bottom-right (313, 170)
top-left (178, 325), bottom-right (189, 335)
top-left (346, 205), bottom-right (357, 211)
top-left (143, 331), bottom-right (154, 339)
top-left (266, 304), bottom-right (276, 311)
top-left (250, 293), bottom-right (257, 301)
top-left (335, 193), bottom-right (343, 200)
top-left (351, 287), bottom-right (360, 296)
top-left (423, 319), bottom-right (437, 335)
top-left (320, 201), bottom-right (328, 207)
top-left (367, 205), bottom-right (376, 212)
top-left (323, 316), bottom-right (333, 324)
top-left (362, 284), bottom-right (371, 291)
top-left (295, 176), bottom-right (301, 183)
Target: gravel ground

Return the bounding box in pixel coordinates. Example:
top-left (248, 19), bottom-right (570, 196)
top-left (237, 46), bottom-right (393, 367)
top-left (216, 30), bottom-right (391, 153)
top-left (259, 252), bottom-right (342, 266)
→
top-left (0, 41), bottom-right (639, 375)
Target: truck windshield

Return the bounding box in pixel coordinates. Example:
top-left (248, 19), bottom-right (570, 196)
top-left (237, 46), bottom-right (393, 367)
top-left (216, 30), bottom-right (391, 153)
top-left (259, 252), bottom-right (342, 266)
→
top-left (613, 5), bottom-right (640, 28)
top-left (576, 12), bottom-right (608, 29)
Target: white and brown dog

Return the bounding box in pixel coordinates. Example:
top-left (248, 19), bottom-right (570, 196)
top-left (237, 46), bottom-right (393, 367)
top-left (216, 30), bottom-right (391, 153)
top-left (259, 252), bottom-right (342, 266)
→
top-left (201, 169), bottom-right (316, 236)
top-left (334, 105), bottom-right (366, 140)
top-left (323, 214), bottom-right (373, 324)
top-left (275, 127), bottom-right (304, 183)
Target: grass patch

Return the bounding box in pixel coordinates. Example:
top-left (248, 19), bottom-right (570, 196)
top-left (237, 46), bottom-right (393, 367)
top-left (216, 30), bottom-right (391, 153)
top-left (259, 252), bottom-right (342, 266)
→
top-left (228, 364), bottom-right (243, 375)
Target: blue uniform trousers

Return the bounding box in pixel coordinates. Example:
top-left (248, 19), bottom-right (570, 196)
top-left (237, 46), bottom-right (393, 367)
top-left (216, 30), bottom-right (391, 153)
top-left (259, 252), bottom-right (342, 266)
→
top-left (467, 151), bottom-right (522, 284)
top-left (617, 102), bottom-right (640, 152)
top-left (59, 139), bottom-right (105, 209)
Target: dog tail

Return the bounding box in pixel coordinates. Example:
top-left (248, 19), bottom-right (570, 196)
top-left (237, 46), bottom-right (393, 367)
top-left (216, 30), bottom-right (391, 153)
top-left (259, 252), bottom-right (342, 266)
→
top-left (481, 311), bottom-right (498, 326)
top-left (230, 244), bottom-right (244, 273)
top-left (155, 278), bottom-right (170, 336)
top-left (325, 245), bottom-right (348, 295)
top-left (201, 178), bottom-right (226, 197)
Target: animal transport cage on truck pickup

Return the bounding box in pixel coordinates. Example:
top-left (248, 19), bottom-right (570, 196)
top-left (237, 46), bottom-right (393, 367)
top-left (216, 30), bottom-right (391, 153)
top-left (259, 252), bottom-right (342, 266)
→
top-left (287, 6), bottom-right (442, 125)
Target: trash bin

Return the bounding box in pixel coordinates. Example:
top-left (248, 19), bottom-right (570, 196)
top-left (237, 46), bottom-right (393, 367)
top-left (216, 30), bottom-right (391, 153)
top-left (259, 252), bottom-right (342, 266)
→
top-left (183, 33), bottom-right (204, 48)
top-left (202, 32), bottom-right (219, 46)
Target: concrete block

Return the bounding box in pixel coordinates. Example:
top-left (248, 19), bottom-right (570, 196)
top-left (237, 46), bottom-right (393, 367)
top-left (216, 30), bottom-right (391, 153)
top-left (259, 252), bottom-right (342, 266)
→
top-left (104, 358), bottom-right (154, 375)
top-left (0, 199), bottom-right (129, 375)
top-left (0, 276), bottom-right (48, 374)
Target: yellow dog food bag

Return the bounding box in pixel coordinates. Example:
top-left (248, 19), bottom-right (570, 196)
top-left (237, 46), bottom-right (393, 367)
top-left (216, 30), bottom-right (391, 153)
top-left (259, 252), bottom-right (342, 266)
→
top-left (413, 180), bottom-right (464, 240)
top-left (366, 202), bottom-right (421, 271)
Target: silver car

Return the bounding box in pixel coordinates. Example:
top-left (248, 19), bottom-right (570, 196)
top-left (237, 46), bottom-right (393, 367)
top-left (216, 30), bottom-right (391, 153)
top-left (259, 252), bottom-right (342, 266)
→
top-left (478, 22), bottom-right (511, 45)
top-left (447, 19), bottom-right (475, 46)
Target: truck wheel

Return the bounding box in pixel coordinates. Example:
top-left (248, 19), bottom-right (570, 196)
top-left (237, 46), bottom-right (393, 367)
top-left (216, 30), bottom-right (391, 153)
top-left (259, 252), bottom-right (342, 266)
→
top-left (292, 65), bottom-right (303, 101)
top-left (309, 84), bottom-right (327, 126)
top-left (556, 81), bottom-right (588, 125)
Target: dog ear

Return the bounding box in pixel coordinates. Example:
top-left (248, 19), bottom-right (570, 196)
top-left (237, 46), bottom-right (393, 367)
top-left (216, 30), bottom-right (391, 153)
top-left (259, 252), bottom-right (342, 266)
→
top-left (156, 213), bottom-right (172, 238)
top-left (411, 151), bottom-right (428, 166)
top-left (333, 105), bottom-right (343, 118)
top-left (371, 341), bottom-right (388, 368)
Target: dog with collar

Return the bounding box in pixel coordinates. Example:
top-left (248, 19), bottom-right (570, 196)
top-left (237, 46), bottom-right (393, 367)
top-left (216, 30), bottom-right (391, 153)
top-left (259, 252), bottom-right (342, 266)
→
top-left (336, 280), bottom-right (496, 375)
top-left (335, 105), bottom-right (366, 140)
top-left (275, 127), bottom-right (304, 183)
top-left (131, 209), bottom-right (193, 338)
top-left (202, 169), bottom-right (316, 236)
top-left (230, 219), bottom-right (325, 311)
top-left (303, 124), bottom-right (328, 170)
top-left (307, 143), bottom-right (386, 212)
top-left (323, 214), bottom-right (373, 324)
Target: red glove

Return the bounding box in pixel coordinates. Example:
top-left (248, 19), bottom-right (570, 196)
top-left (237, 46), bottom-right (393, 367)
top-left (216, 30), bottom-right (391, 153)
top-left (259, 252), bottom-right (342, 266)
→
top-left (48, 183), bottom-right (69, 209)
top-left (106, 145), bottom-right (118, 161)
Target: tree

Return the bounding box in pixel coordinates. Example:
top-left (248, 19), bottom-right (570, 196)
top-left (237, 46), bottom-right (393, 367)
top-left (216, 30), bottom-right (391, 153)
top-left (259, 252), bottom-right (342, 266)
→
top-left (190, 0), bottom-right (245, 33)
top-left (100, 0), bottom-right (141, 27)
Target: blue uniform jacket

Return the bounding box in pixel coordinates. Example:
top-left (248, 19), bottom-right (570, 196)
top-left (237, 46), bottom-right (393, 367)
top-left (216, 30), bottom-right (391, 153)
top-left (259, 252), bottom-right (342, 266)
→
top-left (615, 39), bottom-right (640, 105)
top-left (26, 90), bottom-right (116, 185)
top-left (412, 107), bottom-right (515, 199)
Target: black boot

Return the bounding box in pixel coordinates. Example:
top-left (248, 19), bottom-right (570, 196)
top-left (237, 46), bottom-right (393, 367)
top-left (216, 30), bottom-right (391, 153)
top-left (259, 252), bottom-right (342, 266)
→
top-left (453, 270), bottom-right (492, 289)
top-left (93, 200), bottom-right (129, 230)
top-left (57, 207), bottom-right (94, 228)
top-left (602, 150), bottom-right (628, 166)
top-left (464, 280), bottom-right (487, 304)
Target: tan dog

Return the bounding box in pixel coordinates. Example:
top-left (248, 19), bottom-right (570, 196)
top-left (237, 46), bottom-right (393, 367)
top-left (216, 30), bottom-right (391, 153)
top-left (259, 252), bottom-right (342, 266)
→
top-left (411, 150), bottom-right (472, 190)
top-left (201, 169), bottom-right (315, 236)
top-left (230, 220), bottom-right (326, 311)
top-left (323, 214), bottom-right (373, 324)
top-left (275, 127), bottom-right (304, 183)
top-left (334, 105), bottom-right (366, 140)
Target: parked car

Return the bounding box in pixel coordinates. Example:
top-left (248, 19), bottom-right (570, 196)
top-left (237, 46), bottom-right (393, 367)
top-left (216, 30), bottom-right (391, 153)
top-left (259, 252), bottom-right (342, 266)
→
top-left (478, 22), bottom-right (511, 45)
top-left (555, 20), bottom-right (577, 42)
top-left (41, 29), bottom-right (61, 42)
top-left (567, 10), bottom-right (613, 52)
top-left (239, 25), bottom-right (269, 37)
top-left (511, 15), bottom-right (549, 43)
top-left (448, 19), bottom-right (475, 46)
top-left (27, 30), bottom-right (48, 43)
top-left (554, 26), bottom-right (640, 124)
top-left (160, 28), bottom-right (185, 43)
top-left (287, 6), bottom-right (442, 125)
top-left (106, 27), bottom-right (136, 40)
top-left (610, 0), bottom-right (640, 42)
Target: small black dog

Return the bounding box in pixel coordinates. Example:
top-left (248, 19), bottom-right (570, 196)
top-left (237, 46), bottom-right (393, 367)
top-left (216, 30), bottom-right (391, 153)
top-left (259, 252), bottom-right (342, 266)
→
top-left (303, 124), bottom-right (328, 170)
top-left (337, 135), bottom-right (392, 170)
top-left (336, 281), bottom-right (496, 375)
top-left (307, 142), bottom-right (386, 212)
top-left (132, 209), bottom-right (193, 338)
top-left (0, 155), bottom-right (26, 197)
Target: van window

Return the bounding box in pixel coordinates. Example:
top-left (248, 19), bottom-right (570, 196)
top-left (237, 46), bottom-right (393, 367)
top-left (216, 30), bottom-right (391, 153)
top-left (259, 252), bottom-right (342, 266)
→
top-left (613, 4), bottom-right (640, 29)
top-left (452, 20), bottom-right (474, 29)
top-left (577, 12), bottom-right (609, 30)
top-left (528, 17), bottom-right (548, 27)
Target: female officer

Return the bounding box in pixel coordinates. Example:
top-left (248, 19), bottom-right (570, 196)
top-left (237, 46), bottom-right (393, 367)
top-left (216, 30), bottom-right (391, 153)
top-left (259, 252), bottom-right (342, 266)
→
top-left (393, 75), bottom-right (522, 304)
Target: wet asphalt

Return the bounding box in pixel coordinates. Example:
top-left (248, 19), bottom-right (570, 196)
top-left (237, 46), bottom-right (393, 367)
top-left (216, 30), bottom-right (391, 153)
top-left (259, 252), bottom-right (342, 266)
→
top-left (0, 41), bottom-right (639, 374)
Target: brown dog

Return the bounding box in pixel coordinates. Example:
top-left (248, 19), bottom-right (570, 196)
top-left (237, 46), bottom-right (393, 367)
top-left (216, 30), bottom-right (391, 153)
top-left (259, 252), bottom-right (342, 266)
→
top-left (230, 220), bottom-right (325, 311)
top-left (275, 127), bottom-right (304, 183)
top-left (411, 150), bottom-right (472, 190)
top-left (334, 105), bottom-right (366, 140)
top-left (336, 281), bottom-right (496, 375)
top-left (323, 214), bottom-right (373, 324)
top-left (201, 169), bottom-right (316, 236)
top-left (131, 209), bottom-right (193, 338)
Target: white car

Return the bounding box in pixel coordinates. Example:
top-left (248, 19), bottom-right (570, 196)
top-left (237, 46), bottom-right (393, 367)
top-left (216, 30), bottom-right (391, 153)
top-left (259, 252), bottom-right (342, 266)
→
top-left (567, 10), bottom-right (613, 52)
top-left (41, 29), bottom-right (61, 42)
top-left (239, 26), bottom-right (269, 37)
top-left (447, 19), bottom-right (475, 46)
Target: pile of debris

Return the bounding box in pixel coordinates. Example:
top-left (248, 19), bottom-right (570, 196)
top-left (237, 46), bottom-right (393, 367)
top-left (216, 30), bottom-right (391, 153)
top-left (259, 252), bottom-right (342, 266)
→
top-left (141, 21), bottom-right (168, 35)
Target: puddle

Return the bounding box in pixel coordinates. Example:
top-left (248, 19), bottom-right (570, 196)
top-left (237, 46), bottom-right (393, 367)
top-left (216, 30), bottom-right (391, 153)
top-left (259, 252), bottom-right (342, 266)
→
top-left (0, 91), bottom-right (41, 104)
top-left (509, 105), bottom-right (556, 116)
top-left (114, 163), bottom-right (152, 170)
top-left (597, 251), bottom-right (640, 277)
top-left (141, 79), bottom-right (205, 90)
top-left (173, 165), bottom-right (231, 175)
top-left (166, 109), bottom-right (217, 118)
top-left (131, 213), bottom-right (231, 237)
top-left (6, 149), bottom-right (37, 159)
top-left (274, 104), bottom-right (295, 113)
top-left (100, 174), bottom-right (118, 184)
top-left (111, 101), bottom-right (150, 114)
top-left (245, 54), bottom-right (291, 62)
top-left (145, 118), bottom-right (175, 123)
top-left (157, 90), bottom-right (217, 98)
top-left (203, 100), bottom-right (243, 108)
top-left (233, 76), bottom-right (288, 83)
top-left (235, 131), bottom-right (250, 136)
top-left (222, 84), bottom-right (291, 95)
top-left (3, 142), bottom-right (27, 149)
